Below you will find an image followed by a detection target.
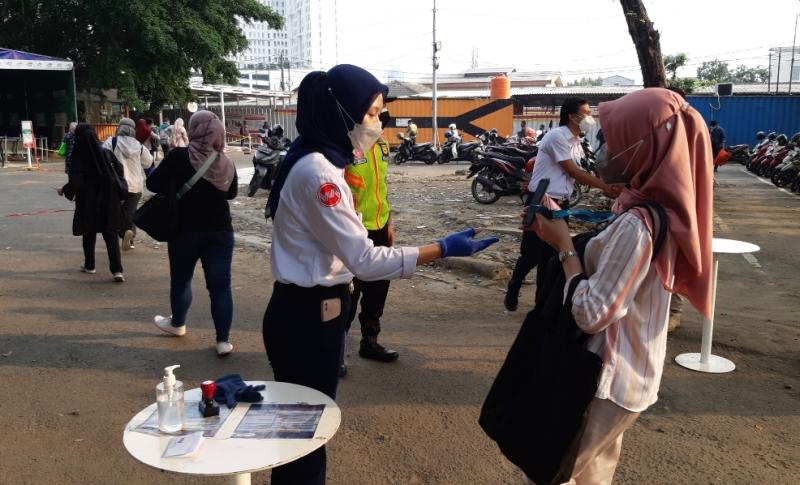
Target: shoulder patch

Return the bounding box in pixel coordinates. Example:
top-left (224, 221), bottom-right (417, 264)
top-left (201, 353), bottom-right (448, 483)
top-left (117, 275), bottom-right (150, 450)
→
top-left (317, 182), bottom-right (342, 207)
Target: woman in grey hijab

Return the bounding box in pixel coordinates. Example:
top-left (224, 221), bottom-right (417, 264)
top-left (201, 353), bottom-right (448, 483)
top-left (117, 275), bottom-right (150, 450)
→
top-left (102, 118), bottom-right (152, 250)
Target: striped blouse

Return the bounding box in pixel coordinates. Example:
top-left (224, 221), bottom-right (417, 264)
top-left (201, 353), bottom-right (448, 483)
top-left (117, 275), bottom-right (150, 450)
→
top-left (565, 210), bottom-right (676, 413)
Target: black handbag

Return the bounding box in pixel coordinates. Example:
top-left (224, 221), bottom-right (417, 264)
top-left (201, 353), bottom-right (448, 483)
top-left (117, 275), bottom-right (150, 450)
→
top-left (133, 152), bottom-right (219, 242)
top-left (479, 202), bottom-right (667, 485)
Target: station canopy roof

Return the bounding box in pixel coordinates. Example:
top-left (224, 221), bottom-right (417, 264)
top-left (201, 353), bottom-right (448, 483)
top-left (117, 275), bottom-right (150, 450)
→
top-left (0, 48), bottom-right (73, 71)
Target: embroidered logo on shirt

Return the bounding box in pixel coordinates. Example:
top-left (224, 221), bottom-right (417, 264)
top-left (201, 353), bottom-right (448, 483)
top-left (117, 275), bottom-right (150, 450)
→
top-left (317, 183), bottom-right (342, 207)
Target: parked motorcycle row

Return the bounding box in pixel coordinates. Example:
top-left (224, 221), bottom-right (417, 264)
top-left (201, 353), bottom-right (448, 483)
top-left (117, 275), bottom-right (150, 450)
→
top-left (466, 134), bottom-right (597, 206)
top-left (743, 131), bottom-right (800, 193)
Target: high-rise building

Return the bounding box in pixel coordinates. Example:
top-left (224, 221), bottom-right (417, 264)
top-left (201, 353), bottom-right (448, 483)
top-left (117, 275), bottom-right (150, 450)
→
top-left (286, 0), bottom-right (338, 70)
top-left (234, 0), bottom-right (290, 70)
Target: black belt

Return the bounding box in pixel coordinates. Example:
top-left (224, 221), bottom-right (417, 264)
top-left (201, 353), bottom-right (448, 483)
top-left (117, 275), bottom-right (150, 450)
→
top-left (274, 281), bottom-right (352, 298)
top-left (553, 198), bottom-right (570, 209)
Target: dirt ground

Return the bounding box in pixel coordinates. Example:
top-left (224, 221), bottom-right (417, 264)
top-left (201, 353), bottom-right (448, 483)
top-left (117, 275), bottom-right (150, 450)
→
top-left (0, 159), bottom-right (798, 484)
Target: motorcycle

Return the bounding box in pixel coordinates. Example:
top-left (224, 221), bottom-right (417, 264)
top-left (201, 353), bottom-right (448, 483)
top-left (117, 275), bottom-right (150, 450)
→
top-left (770, 146), bottom-right (800, 187)
top-left (248, 136), bottom-right (289, 197)
top-left (467, 151), bottom-right (533, 204)
top-left (394, 133), bottom-right (440, 165)
top-left (438, 134), bottom-right (483, 164)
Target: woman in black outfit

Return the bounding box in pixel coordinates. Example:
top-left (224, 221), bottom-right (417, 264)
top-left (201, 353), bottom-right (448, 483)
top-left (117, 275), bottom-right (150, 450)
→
top-left (146, 111), bottom-right (239, 356)
top-left (58, 124), bottom-right (127, 282)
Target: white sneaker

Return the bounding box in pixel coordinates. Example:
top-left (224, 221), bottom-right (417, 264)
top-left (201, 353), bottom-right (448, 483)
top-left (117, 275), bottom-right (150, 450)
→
top-left (80, 263), bottom-right (96, 274)
top-left (112, 272), bottom-right (125, 282)
top-left (122, 230), bottom-right (134, 251)
top-left (153, 315), bottom-right (186, 337)
top-left (216, 342), bottom-right (234, 357)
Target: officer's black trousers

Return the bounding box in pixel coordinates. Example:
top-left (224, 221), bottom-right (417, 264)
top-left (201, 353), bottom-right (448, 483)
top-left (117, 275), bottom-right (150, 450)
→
top-left (347, 223), bottom-right (392, 337)
top-left (263, 281), bottom-right (351, 485)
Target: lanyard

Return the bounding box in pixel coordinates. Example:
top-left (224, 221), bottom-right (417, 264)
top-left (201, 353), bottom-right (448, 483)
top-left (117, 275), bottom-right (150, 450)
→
top-left (550, 209), bottom-right (616, 224)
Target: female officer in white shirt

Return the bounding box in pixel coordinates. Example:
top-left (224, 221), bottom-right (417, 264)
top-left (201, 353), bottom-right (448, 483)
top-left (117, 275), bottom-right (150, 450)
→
top-left (263, 64), bottom-right (498, 485)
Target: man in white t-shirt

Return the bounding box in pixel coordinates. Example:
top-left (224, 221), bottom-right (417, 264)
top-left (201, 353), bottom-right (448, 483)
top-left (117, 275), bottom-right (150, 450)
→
top-left (505, 98), bottom-right (620, 312)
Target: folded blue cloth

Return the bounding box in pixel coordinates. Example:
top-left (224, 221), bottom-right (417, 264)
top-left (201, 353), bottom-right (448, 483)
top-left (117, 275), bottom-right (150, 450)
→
top-left (214, 374), bottom-right (265, 408)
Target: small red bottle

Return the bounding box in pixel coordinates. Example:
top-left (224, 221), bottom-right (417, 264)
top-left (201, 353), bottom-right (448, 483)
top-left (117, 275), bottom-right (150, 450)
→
top-left (198, 380), bottom-right (220, 417)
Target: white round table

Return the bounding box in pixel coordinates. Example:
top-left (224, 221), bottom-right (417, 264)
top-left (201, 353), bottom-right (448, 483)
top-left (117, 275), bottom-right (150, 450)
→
top-left (675, 238), bottom-right (760, 373)
top-left (123, 381), bottom-right (340, 485)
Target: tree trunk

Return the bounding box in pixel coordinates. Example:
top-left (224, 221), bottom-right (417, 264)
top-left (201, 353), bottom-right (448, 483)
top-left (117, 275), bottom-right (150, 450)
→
top-left (619, 0), bottom-right (667, 88)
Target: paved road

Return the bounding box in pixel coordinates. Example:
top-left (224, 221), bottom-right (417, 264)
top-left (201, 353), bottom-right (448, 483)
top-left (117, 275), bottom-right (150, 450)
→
top-left (0, 161), bottom-right (797, 484)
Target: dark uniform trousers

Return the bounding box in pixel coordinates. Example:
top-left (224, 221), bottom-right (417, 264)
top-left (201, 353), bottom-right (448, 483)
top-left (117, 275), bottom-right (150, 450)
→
top-left (262, 281), bottom-right (351, 485)
top-left (507, 198), bottom-right (568, 298)
top-left (347, 223), bottom-right (392, 336)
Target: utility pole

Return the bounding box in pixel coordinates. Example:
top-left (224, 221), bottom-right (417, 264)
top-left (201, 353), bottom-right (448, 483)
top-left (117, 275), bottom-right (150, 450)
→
top-left (790, 13), bottom-right (798, 94)
top-left (432, 0), bottom-right (440, 147)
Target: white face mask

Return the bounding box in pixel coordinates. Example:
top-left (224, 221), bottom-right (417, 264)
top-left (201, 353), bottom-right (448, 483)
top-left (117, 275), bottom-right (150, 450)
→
top-left (348, 120), bottom-right (383, 154)
top-left (595, 139), bottom-right (643, 185)
top-left (579, 115), bottom-right (596, 133)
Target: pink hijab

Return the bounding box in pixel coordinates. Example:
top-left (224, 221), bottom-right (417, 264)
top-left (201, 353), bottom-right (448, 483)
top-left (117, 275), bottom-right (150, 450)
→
top-left (598, 88), bottom-right (714, 319)
top-left (187, 111), bottom-right (235, 192)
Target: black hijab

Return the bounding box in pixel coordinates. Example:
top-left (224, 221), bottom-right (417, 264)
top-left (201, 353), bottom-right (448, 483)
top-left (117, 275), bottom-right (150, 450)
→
top-left (266, 64), bottom-right (388, 219)
top-left (71, 123), bottom-right (108, 176)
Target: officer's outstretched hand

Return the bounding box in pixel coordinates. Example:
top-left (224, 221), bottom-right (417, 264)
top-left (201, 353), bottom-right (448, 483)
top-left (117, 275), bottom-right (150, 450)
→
top-left (438, 228), bottom-right (499, 258)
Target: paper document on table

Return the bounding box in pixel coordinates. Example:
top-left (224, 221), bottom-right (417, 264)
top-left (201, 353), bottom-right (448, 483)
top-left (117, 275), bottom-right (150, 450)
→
top-left (162, 431), bottom-right (204, 458)
top-left (133, 401), bottom-right (232, 437)
top-left (232, 403), bottom-right (325, 439)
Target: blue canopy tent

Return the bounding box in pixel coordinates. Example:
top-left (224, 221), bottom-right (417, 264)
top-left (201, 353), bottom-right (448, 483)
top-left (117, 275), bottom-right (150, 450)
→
top-left (0, 48), bottom-right (78, 146)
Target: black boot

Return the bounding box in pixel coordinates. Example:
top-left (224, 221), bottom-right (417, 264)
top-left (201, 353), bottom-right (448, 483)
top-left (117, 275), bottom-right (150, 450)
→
top-left (505, 278), bottom-right (522, 312)
top-left (359, 335), bottom-right (399, 362)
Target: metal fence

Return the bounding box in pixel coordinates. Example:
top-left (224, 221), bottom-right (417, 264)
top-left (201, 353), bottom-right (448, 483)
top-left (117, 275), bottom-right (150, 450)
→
top-left (1, 136), bottom-right (50, 166)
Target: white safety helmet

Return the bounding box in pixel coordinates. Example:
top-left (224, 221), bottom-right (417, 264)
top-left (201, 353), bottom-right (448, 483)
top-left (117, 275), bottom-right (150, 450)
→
top-left (448, 123), bottom-right (456, 131)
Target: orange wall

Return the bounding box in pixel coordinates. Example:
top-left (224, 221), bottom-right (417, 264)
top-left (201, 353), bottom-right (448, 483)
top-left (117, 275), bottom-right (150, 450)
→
top-left (383, 98), bottom-right (513, 146)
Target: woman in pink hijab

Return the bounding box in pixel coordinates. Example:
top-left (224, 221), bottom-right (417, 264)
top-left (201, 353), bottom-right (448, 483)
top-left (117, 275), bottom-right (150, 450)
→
top-left (146, 110), bottom-right (239, 357)
top-left (530, 88), bottom-right (713, 484)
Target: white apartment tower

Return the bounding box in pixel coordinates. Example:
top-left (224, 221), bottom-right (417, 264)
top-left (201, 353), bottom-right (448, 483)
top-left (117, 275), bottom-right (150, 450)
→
top-left (286, 0), bottom-right (338, 70)
top-left (235, 0), bottom-right (290, 69)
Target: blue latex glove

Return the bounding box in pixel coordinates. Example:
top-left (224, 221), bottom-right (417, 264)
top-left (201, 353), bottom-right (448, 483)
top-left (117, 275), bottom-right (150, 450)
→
top-left (214, 374), bottom-right (265, 408)
top-left (438, 228), bottom-right (499, 258)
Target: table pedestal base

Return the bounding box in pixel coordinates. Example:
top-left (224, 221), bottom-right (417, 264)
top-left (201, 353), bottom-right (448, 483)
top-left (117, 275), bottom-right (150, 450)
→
top-left (675, 352), bottom-right (735, 373)
top-left (229, 472), bottom-right (251, 485)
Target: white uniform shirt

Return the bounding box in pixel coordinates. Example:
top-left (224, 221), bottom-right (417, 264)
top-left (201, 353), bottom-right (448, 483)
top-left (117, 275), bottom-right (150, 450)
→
top-left (271, 153), bottom-right (419, 287)
top-left (528, 125), bottom-right (584, 199)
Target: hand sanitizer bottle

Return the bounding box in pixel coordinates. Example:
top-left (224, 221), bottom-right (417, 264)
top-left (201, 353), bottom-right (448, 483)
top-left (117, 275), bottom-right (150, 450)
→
top-left (156, 365), bottom-right (185, 434)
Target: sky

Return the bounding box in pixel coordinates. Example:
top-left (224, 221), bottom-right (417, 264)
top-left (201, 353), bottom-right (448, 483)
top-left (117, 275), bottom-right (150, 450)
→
top-left (333, 0), bottom-right (800, 83)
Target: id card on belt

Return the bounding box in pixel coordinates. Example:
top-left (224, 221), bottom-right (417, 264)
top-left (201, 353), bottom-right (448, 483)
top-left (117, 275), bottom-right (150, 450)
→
top-left (321, 298), bottom-right (341, 322)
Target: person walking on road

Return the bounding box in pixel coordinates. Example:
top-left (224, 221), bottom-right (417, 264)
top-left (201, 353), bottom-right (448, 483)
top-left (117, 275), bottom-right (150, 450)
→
top-left (262, 64), bottom-right (498, 485)
top-left (147, 110), bottom-right (238, 357)
top-left (57, 124), bottom-right (128, 282)
top-left (169, 117), bottom-right (189, 150)
top-left (159, 119), bottom-right (172, 157)
top-left (103, 118), bottom-right (152, 251)
top-left (526, 88), bottom-right (713, 484)
top-left (505, 98), bottom-right (621, 312)
top-left (710, 120), bottom-right (726, 172)
top-left (342, 108), bottom-right (400, 374)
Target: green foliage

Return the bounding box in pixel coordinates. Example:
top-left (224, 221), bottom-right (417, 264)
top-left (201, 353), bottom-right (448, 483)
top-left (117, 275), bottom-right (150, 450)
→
top-left (666, 77), bottom-right (698, 95)
top-left (663, 53), bottom-right (688, 80)
top-left (731, 64), bottom-right (769, 83)
top-left (0, 0), bottom-right (283, 111)
top-left (568, 76), bottom-right (604, 87)
top-left (696, 59), bottom-right (768, 84)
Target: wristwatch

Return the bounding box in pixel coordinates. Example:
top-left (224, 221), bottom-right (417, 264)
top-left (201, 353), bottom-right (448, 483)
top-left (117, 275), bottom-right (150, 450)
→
top-left (558, 250), bottom-right (580, 262)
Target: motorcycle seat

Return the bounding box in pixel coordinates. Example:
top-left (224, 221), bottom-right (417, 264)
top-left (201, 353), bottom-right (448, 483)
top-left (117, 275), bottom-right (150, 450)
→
top-left (415, 142), bottom-right (433, 148)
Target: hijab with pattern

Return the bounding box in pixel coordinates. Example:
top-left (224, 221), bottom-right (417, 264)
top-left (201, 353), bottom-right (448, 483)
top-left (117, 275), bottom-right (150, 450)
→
top-left (187, 110), bottom-right (235, 192)
top-left (266, 64), bottom-right (388, 219)
top-left (598, 88), bottom-right (714, 319)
